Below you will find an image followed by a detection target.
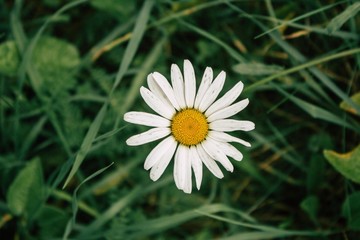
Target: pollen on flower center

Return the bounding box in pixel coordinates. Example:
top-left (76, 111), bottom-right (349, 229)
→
top-left (171, 108), bottom-right (208, 146)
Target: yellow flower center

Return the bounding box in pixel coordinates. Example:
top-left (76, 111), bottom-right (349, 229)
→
top-left (171, 108), bottom-right (208, 146)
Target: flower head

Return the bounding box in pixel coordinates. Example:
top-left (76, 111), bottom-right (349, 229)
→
top-left (124, 60), bottom-right (255, 193)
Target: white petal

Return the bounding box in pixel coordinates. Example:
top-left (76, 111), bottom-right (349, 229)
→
top-left (183, 151), bottom-right (192, 194)
top-left (207, 99), bottom-right (249, 122)
top-left (144, 136), bottom-right (175, 170)
top-left (208, 131), bottom-right (251, 147)
top-left (140, 87), bottom-right (175, 119)
top-left (199, 71), bottom-right (226, 112)
top-left (126, 127), bottom-right (170, 146)
top-left (205, 81), bottom-right (244, 117)
top-left (124, 111), bottom-right (170, 127)
top-left (147, 74), bottom-right (173, 109)
top-left (174, 145), bottom-right (188, 190)
top-left (184, 59), bottom-right (196, 108)
top-left (210, 119), bottom-right (255, 132)
top-left (152, 72), bottom-right (180, 110)
top-left (190, 146), bottom-right (203, 190)
top-left (171, 64), bottom-right (186, 109)
top-left (196, 144), bottom-right (224, 179)
top-left (202, 139), bottom-right (234, 172)
top-left (194, 67), bottom-right (213, 109)
top-left (214, 141), bottom-right (243, 161)
top-left (173, 148), bottom-right (181, 189)
top-left (149, 140), bottom-right (177, 181)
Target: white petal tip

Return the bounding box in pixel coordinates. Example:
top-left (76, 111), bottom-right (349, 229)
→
top-left (152, 72), bottom-right (160, 77)
top-left (125, 139), bottom-right (132, 146)
top-left (139, 86), bottom-right (146, 94)
top-left (149, 174), bottom-right (158, 181)
top-left (183, 189), bottom-right (192, 194)
top-left (125, 138), bottom-right (137, 146)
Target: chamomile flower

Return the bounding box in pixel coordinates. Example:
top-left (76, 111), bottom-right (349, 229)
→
top-left (124, 60), bottom-right (255, 193)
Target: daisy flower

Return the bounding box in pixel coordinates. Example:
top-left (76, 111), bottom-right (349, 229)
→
top-left (124, 60), bottom-right (255, 194)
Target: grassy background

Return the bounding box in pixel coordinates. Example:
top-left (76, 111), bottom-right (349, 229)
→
top-left (1, 0), bottom-right (360, 239)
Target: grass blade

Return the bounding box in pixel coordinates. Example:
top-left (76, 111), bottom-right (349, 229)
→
top-left (201, 212), bottom-right (330, 239)
top-left (327, 2), bottom-right (360, 33)
top-left (64, 0), bottom-right (153, 188)
top-left (276, 86), bottom-right (358, 132)
top-left (78, 176), bottom-right (172, 237)
top-left (111, 0), bottom-right (154, 93)
top-left (256, 15), bottom-right (359, 40)
top-left (245, 48), bottom-right (360, 92)
top-left (226, 2), bottom-right (360, 115)
top-left (62, 163), bottom-right (113, 239)
top-left (63, 103), bottom-right (108, 188)
top-left (18, 116), bottom-right (47, 161)
top-left (113, 36), bottom-right (167, 128)
top-left (104, 204), bottom-right (254, 239)
top-left (180, 20), bottom-right (246, 63)
top-left (253, 0), bottom-right (350, 39)
top-left (233, 62), bottom-right (283, 75)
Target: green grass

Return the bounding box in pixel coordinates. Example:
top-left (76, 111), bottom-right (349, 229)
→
top-left (1, 0), bottom-right (360, 239)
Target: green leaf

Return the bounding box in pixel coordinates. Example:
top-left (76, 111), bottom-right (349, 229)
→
top-left (32, 36), bottom-right (80, 94)
top-left (233, 63), bottom-right (284, 76)
top-left (327, 2), bottom-right (360, 33)
top-left (0, 41), bottom-right (20, 76)
top-left (7, 157), bottom-right (45, 216)
top-left (306, 154), bottom-right (325, 194)
top-left (324, 144), bottom-right (360, 184)
top-left (308, 133), bottom-right (333, 153)
top-left (37, 205), bottom-right (68, 239)
top-left (300, 195), bottom-right (319, 223)
top-left (340, 92), bottom-right (360, 115)
top-left (33, 36), bottom-right (79, 72)
top-left (342, 192), bottom-right (360, 231)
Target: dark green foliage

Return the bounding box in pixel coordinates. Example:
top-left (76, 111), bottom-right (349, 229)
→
top-left (0, 0), bottom-right (359, 239)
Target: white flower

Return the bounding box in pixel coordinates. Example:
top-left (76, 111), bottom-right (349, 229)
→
top-left (124, 60), bottom-right (255, 194)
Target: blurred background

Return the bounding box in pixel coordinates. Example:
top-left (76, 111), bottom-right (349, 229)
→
top-left (0, 0), bottom-right (359, 239)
